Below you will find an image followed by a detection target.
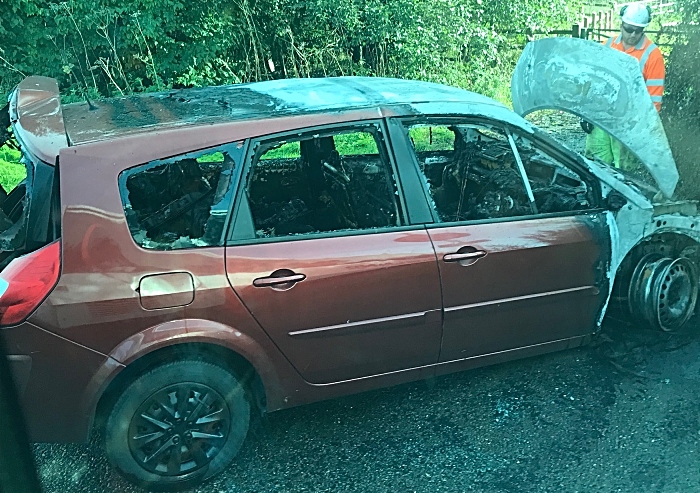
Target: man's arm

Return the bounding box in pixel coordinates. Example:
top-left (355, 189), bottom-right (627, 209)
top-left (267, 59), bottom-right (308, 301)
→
top-left (644, 48), bottom-right (665, 112)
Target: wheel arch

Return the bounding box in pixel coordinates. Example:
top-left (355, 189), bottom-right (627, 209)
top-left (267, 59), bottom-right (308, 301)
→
top-left (611, 229), bottom-right (700, 330)
top-left (615, 230), bottom-right (700, 282)
top-left (92, 341), bottom-right (267, 433)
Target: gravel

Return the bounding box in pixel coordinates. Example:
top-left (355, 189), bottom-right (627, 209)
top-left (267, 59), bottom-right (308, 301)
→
top-left (33, 316), bottom-right (700, 493)
top-left (527, 110), bottom-right (587, 153)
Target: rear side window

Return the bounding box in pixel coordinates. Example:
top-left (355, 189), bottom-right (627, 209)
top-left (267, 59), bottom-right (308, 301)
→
top-left (119, 143), bottom-right (243, 250)
top-left (0, 133), bottom-right (59, 269)
top-left (0, 143), bottom-right (27, 195)
top-left (0, 141), bottom-right (29, 238)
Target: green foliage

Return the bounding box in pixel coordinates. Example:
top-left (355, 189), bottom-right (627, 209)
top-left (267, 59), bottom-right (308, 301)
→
top-left (409, 126), bottom-right (455, 152)
top-left (658, 0), bottom-right (700, 198)
top-left (0, 0), bottom-right (582, 103)
top-left (0, 144), bottom-right (27, 193)
top-left (259, 131), bottom-right (380, 160)
top-left (196, 151), bottom-right (225, 163)
top-left (261, 141), bottom-right (301, 160)
top-left (335, 132), bottom-right (378, 156)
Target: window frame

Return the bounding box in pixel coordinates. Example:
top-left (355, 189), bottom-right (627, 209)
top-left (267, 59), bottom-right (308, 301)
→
top-left (117, 141), bottom-right (247, 250)
top-left (507, 126), bottom-right (604, 212)
top-left (395, 116), bottom-right (605, 228)
top-left (227, 120), bottom-right (416, 246)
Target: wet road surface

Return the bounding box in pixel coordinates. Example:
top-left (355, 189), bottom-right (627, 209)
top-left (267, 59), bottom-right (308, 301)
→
top-left (33, 316), bottom-right (700, 492)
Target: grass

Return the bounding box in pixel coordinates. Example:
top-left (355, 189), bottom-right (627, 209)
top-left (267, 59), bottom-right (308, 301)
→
top-left (259, 128), bottom-right (453, 161)
top-left (408, 126), bottom-right (455, 152)
top-left (261, 141), bottom-right (301, 160)
top-left (334, 132), bottom-right (379, 155)
top-left (196, 151), bottom-right (225, 163)
top-left (260, 132), bottom-right (382, 160)
top-left (0, 144), bottom-right (26, 193)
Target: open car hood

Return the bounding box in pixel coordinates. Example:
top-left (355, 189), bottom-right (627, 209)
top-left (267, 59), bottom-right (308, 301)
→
top-left (511, 37), bottom-right (678, 198)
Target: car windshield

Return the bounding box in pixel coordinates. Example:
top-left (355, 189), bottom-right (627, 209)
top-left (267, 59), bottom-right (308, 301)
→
top-left (3, 3), bottom-right (700, 493)
top-left (528, 111), bottom-right (664, 200)
top-left (598, 159), bottom-right (662, 198)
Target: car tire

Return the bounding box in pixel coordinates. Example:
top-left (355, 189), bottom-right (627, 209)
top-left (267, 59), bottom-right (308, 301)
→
top-left (104, 360), bottom-right (251, 491)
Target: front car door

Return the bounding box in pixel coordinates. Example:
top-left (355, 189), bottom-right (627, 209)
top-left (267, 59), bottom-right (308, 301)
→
top-left (225, 121), bottom-right (443, 384)
top-left (395, 118), bottom-right (611, 362)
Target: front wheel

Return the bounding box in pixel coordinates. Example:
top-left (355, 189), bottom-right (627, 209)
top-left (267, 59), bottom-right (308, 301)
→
top-left (104, 360), bottom-right (251, 491)
top-left (628, 254), bottom-right (699, 332)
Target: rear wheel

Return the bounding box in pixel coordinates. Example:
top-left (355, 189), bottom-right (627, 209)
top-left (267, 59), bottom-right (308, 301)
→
top-left (104, 360), bottom-right (250, 491)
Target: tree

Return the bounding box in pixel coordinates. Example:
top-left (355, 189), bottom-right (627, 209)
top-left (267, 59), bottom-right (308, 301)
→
top-left (1, 0), bottom-right (581, 102)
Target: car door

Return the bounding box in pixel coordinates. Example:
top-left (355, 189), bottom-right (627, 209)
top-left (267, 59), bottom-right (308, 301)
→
top-left (225, 122), bottom-right (443, 384)
top-left (396, 118), bottom-right (610, 362)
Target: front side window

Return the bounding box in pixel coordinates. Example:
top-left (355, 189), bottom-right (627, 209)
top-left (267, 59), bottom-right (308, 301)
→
top-left (404, 122), bottom-right (533, 222)
top-left (119, 143), bottom-right (243, 250)
top-left (245, 125), bottom-right (402, 239)
top-left (510, 132), bottom-right (593, 214)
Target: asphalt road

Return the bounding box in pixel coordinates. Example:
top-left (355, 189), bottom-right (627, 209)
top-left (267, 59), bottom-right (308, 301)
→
top-left (32, 315), bottom-right (700, 493)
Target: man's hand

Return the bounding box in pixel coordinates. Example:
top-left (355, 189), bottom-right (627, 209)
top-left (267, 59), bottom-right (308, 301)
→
top-left (580, 119), bottom-right (594, 134)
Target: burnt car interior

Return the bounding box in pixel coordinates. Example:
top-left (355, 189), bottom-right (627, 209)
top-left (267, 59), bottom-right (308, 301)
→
top-left (119, 122), bottom-right (594, 250)
top-left (120, 147), bottom-right (240, 250)
top-left (246, 128), bottom-right (402, 238)
top-left (0, 106), bottom-right (30, 268)
top-left (406, 123), bottom-right (592, 222)
top-left (0, 132), bottom-right (59, 269)
top-left (512, 133), bottom-right (594, 213)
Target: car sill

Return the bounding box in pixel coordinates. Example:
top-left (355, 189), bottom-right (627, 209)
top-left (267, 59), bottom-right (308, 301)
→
top-left (307, 335), bottom-right (589, 387)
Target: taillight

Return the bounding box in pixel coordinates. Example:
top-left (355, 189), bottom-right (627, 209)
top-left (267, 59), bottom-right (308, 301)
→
top-left (0, 241), bottom-right (61, 326)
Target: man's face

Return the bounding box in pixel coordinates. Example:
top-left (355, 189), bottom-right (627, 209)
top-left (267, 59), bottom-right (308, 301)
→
top-left (621, 22), bottom-right (644, 46)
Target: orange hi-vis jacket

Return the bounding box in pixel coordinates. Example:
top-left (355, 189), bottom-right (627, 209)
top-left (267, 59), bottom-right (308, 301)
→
top-left (604, 34), bottom-right (665, 111)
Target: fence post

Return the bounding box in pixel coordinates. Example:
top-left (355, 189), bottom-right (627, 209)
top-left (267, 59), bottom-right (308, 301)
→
top-left (592, 11), bottom-right (598, 41)
top-left (572, 24), bottom-right (580, 38)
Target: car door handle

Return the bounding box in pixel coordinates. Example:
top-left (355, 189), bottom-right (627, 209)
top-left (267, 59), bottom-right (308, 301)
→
top-left (443, 251), bottom-right (487, 262)
top-left (253, 273), bottom-right (306, 287)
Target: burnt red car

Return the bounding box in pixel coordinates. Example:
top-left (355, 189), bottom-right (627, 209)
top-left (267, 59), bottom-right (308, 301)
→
top-left (2, 39), bottom-right (699, 491)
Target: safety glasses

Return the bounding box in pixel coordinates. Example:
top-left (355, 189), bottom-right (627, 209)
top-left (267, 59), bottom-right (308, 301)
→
top-left (622, 23), bottom-right (644, 35)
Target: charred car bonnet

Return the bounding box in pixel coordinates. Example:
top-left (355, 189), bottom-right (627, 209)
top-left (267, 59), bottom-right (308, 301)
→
top-left (1, 37), bottom-right (699, 490)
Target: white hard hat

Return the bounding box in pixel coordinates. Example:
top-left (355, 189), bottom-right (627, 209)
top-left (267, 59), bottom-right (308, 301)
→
top-left (621, 3), bottom-right (652, 28)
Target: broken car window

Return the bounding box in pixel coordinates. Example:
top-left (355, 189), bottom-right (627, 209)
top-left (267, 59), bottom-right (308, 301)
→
top-left (247, 126), bottom-right (402, 239)
top-left (119, 144), bottom-right (243, 250)
top-left (511, 133), bottom-right (593, 214)
top-left (0, 123), bottom-right (46, 268)
top-left (405, 123), bottom-right (533, 222)
top-left (0, 139), bottom-right (28, 237)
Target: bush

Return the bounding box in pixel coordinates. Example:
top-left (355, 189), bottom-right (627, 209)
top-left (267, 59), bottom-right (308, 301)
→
top-left (0, 0), bottom-right (581, 102)
top-left (661, 0), bottom-right (700, 199)
top-left (0, 145), bottom-right (26, 193)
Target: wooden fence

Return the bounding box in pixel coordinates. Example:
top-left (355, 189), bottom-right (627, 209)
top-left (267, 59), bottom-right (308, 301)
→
top-left (522, 2), bottom-right (686, 48)
top-left (570, 1), bottom-right (678, 44)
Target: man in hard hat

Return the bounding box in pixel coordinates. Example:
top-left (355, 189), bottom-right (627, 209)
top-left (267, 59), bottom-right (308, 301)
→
top-left (582, 2), bottom-right (665, 170)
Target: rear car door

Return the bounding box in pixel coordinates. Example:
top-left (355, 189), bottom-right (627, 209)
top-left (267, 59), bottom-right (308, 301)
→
top-left (225, 121), bottom-right (442, 384)
top-left (396, 118), bottom-right (610, 362)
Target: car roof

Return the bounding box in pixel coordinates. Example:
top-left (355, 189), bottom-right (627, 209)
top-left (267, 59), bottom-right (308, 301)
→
top-left (61, 77), bottom-right (505, 145)
top-left (11, 76), bottom-right (531, 164)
